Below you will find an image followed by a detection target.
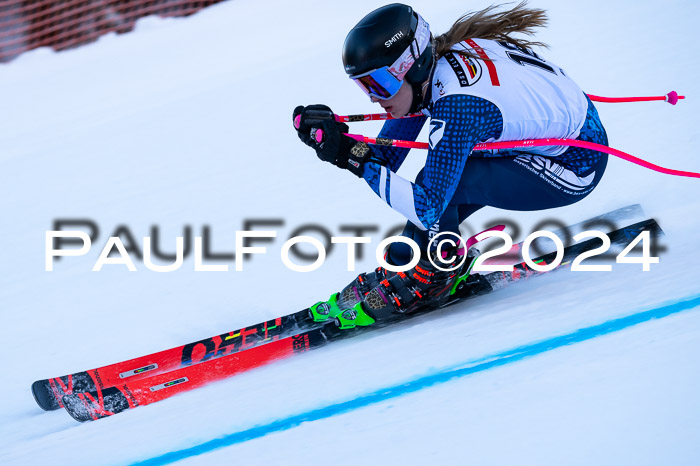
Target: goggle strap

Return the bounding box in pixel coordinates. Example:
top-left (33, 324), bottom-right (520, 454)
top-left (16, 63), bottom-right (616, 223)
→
top-left (410, 38), bottom-right (419, 61)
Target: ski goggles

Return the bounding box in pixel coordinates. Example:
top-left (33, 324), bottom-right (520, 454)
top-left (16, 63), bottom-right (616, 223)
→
top-left (351, 68), bottom-right (405, 100)
top-left (349, 13), bottom-right (431, 100)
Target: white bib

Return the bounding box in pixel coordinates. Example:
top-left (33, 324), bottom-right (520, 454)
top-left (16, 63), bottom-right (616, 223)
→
top-left (431, 38), bottom-right (588, 156)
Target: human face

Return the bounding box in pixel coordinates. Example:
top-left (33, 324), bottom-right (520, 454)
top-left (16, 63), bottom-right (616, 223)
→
top-left (371, 81), bottom-right (413, 118)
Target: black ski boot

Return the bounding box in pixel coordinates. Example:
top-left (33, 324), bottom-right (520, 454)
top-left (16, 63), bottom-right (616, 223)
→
top-left (308, 266), bottom-right (394, 325)
top-left (310, 247), bottom-right (479, 330)
top-left (361, 255), bottom-right (460, 322)
top-left (340, 247), bottom-right (479, 329)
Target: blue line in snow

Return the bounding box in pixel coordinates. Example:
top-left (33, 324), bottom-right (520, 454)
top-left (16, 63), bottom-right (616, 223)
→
top-left (130, 294), bottom-right (700, 466)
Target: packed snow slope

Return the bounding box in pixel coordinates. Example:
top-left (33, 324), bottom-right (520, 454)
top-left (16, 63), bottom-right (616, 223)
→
top-left (1, 0), bottom-right (699, 464)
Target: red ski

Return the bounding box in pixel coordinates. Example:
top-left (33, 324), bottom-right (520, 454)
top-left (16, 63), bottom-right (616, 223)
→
top-left (34, 205), bottom-right (640, 412)
top-left (60, 218), bottom-right (663, 422)
top-left (61, 328), bottom-right (329, 421)
top-left (31, 310), bottom-right (312, 410)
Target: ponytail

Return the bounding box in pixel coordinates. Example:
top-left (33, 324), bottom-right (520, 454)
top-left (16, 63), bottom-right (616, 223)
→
top-left (434, 2), bottom-right (549, 59)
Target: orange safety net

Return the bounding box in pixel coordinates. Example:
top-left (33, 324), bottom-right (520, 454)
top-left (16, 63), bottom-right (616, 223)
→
top-left (0, 0), bottom-right (224, 63)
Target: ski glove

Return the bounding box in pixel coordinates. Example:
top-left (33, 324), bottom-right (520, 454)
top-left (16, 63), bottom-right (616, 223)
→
top-left (293, 104), bottom-right (336, 149)
top-left (310, 119), bottom-right (373, 178)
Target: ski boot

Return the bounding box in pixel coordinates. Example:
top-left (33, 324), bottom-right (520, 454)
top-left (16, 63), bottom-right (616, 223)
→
top-left (334, 247), bottom-right (480, 330)
top-left (308, 266), bottom-right (395, 327)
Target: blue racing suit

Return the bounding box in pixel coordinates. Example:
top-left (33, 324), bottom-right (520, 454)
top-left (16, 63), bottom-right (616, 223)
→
top-left (362, 93), bottom-right (608, 264)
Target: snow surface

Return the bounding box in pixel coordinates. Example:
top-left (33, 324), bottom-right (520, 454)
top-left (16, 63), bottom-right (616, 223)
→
top-left (1, 0), bottom-right (699, 464)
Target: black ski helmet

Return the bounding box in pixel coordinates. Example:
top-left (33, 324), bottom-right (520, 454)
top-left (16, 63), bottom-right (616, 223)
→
top-left (342, 4), bottom-right (434, 110)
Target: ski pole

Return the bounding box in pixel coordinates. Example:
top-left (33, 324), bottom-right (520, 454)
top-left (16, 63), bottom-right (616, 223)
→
top-left (344, 134), bottom-right (700, 179)
top-left (586, 91), bottom-right (684, 105)
top-left (334, 91), bottom-right (686, 122)
top-left (335, 112), bottom-right (424, 123)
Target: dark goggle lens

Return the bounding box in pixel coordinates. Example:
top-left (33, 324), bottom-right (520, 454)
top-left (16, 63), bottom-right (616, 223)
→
top-left (354, 74), bottom-right (392, 99)
top-left (351, 68), bottom-right (403, 100)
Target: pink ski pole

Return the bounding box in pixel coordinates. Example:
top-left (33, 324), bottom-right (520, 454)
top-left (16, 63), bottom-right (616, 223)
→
top-left (344, 134), bottom-right (700, 179)
top-left (335, 112), bottom-right (424, 123)
top-left (335, 91), bottom-right (686, 123)
top-left (587, 91), bottom-right (684, 105)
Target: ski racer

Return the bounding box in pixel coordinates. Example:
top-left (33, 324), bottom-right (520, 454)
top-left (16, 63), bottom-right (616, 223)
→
top-left (293, 3), bottom-right (609, 328)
